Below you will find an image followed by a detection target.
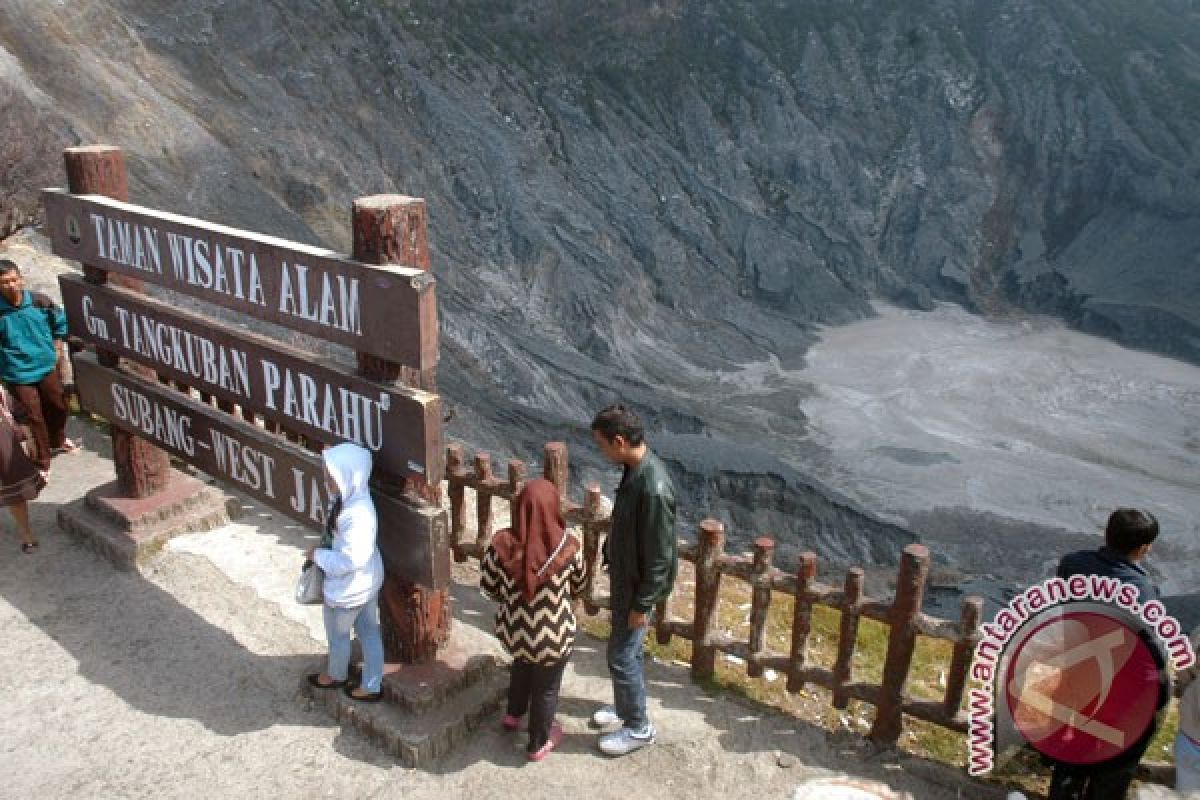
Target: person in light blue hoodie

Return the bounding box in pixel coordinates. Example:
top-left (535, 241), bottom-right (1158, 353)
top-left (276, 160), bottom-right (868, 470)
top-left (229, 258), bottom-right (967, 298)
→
top-left (304, 442), bottom-right (386, 702)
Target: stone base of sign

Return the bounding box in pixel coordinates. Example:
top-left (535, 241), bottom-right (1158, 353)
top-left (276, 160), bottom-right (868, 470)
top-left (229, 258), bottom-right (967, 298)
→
top-left (57, 469), bottom-right (240, 570)
top-left (302, 620), bottom-right (508, 768)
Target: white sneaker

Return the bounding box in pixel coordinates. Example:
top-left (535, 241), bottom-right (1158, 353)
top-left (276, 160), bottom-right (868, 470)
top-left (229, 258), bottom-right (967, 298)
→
top-left (598, 724), bottom-right (656, 756)
top-left (591, 705), bottom-right (620, 727)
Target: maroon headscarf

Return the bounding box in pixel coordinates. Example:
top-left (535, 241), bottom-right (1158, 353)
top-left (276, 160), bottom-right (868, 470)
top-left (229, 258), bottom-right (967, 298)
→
top-left (491, 478), bottom-right (580, 602)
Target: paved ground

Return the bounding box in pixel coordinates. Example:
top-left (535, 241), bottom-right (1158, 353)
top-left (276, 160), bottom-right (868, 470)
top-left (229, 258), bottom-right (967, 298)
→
top-left (0, 418), bottom-right (1017, 800)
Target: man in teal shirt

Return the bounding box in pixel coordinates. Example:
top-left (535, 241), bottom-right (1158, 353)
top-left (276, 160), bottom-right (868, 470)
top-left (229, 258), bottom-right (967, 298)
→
top-left (0, 259), bottom-right (74, 473)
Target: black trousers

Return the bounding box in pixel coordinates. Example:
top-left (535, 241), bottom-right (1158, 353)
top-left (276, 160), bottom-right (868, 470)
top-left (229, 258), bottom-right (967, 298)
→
top-left (1047, 723), bottom-right (1156, 800)
top-left (507, 657), bottom-right (567, 752)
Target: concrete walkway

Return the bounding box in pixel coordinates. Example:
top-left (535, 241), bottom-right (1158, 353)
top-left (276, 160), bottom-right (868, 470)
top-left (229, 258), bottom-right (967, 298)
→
top-left (0, 419), bottom-right (1045, 799)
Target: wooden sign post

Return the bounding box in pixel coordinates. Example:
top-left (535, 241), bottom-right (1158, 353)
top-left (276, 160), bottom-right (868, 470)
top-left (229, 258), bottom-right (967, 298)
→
top-left (64, 146), bottom-right (172, 497)
top-left (46, 146), bottom-right (450, 662)
top-left (352, 195), bottom-right (449, 663)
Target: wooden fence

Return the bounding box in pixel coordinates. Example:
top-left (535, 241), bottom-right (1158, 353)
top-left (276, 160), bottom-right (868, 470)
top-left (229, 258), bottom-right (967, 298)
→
top-left (444, 440), bottom-right (984, 746)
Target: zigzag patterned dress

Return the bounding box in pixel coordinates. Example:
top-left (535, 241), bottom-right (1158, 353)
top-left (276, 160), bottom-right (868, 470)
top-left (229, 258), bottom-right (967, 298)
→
top-left (481, 538), bottom-right (588, 665)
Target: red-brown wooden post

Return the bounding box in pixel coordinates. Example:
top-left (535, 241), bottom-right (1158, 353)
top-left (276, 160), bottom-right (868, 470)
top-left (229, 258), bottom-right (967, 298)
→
top-left (692, 519), bottom-right (726, 682)
top-left (747, 537), bottom-right (775, 678)
top-left (352, 194), bottom-right (439, 501)
top-left (446, 444), bottom-right (467, 561)
top-left (654, 594), bottom-right (672, 646)
top-left (654, 528), bottom-right (675, 645)
top-left (507, 458), bottom-right (526, 499)
top-left (352, 195), bottom-right (436, 395)
top-left (543, 442), bottom-right (568, 508)
top-left (943, 596), bottom-right (983, 717)
top-left (506, 459), bottom-right (527, 553)
top-left (786, 552), bottom-right (818, 692)
top-left (832, 567), bottom-right (864, 709)
top-left (353, 195), bottom-right (448, 663)
top-left (474, 452), bottom-right (494, 555)
top-left (65, 146), bottom-right (172, 498)
top-left (581, 484), bottom-right (604, 615)
top-left (63, 145), bottom-right (128, 295)
top-left (869, 543), bottom-right (931, 744)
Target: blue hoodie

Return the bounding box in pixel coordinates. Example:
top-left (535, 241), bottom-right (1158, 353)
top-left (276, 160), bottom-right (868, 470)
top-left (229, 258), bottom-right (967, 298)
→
top-left (1057, 545), bottom-right (1159, 605)
top-left (313, 443), bottom-right (384, 608)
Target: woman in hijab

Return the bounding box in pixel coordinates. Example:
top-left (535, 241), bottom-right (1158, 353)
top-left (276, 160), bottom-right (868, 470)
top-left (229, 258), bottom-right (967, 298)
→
top-left (304, 442), bottom-right (386, 702)
top-left (481, 478), bottom-right (588, 761)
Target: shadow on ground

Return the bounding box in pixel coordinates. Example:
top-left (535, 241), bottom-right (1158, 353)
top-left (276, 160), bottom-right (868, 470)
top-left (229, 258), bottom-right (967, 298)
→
top-left (0, 417), bottom-right (389, 766)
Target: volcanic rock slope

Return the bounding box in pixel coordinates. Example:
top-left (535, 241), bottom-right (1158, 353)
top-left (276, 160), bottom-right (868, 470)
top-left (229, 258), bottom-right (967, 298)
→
top-left (2, 0), bottom-right (1198, 566)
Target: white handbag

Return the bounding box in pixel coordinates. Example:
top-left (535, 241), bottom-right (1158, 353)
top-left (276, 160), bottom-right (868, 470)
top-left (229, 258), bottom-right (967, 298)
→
top-left (295, 561), bottom-right (324, 605)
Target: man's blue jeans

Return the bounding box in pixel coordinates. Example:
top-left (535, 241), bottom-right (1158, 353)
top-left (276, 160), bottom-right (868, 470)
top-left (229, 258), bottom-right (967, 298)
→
top-left (607, 610), bottom-right (650, 730)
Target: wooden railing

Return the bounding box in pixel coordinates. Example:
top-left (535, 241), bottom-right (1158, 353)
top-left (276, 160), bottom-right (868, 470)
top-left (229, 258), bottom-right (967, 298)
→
top-left (444, 440), bottom-right (983, 746)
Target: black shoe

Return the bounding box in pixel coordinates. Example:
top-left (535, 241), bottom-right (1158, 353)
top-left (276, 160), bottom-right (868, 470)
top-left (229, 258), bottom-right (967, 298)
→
top-left (343, 685), bottom-right (383, 703)
top-left (306, 673), bottom-right (346, 690)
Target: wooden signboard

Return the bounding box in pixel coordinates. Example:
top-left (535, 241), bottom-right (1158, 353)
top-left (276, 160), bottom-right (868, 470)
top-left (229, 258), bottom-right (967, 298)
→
top-left (74, 353), bottom-right (448, 587)
top-left (42, 189), bottom-right (438, 370)
top-left (60, 274), bottom-right (442, 483)
top-left (47, 146), bottom-right (451, 664)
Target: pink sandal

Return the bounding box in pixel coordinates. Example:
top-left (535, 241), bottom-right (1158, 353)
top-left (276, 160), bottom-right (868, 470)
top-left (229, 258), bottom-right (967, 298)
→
top-left (54, 438), bottom-right (80, 455)
top-left (527, 723), bottom-right (564, 762)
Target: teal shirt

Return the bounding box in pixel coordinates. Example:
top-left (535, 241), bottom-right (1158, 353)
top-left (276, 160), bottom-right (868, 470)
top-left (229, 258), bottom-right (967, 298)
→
top-left (0, 290), bottom-right (68, 385)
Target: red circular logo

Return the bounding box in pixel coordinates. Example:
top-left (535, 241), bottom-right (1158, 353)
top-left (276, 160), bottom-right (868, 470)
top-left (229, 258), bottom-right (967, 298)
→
top-left (1004, 611), bottom-right (1159, 764)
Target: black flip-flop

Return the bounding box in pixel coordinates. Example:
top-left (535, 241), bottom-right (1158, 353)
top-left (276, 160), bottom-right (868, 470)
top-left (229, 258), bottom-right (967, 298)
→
top-left (343, 685), bottom-right (383, 703)
top-left (21, 541), bottom-right (38, 554)
top-left (306, 673), bottom-right (346, 690)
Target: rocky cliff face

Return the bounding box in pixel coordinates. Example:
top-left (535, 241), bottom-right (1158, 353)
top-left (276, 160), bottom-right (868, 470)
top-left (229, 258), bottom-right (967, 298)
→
top-left (2, 0), bottom-right (1197, 570)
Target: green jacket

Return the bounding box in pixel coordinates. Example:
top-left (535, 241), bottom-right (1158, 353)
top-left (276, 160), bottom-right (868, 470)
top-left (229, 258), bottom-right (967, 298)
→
top-left (0, 290), bottom-right (67, 385)
top-left (605, 450), bottom-right (678, 613)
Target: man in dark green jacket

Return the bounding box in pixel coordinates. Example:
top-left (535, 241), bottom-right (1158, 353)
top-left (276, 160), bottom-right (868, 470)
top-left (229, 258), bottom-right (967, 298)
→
top-left (589, 404), bottom-right (677, 756)
top-left (0, 259), bottom-right (74, 473)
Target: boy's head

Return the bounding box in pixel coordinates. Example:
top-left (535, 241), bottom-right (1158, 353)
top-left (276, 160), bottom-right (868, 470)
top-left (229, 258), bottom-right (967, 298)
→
top-left (1105, 508), bottom-right (1159, 560)
top-left (590, 404), bottom-right (645, 465)
top-left (0, 259), bottom-right (23, 304)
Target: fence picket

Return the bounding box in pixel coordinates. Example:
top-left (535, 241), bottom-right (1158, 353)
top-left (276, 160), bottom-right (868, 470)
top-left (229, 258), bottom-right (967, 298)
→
top-left (692, 520), bottom-right (726, 682)
top-left (787, 552), bottom-right (819, 693)
top-left (832, 567), bottom-right (864, 709)
top-left (747, 538), bottom-right (775, 678)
